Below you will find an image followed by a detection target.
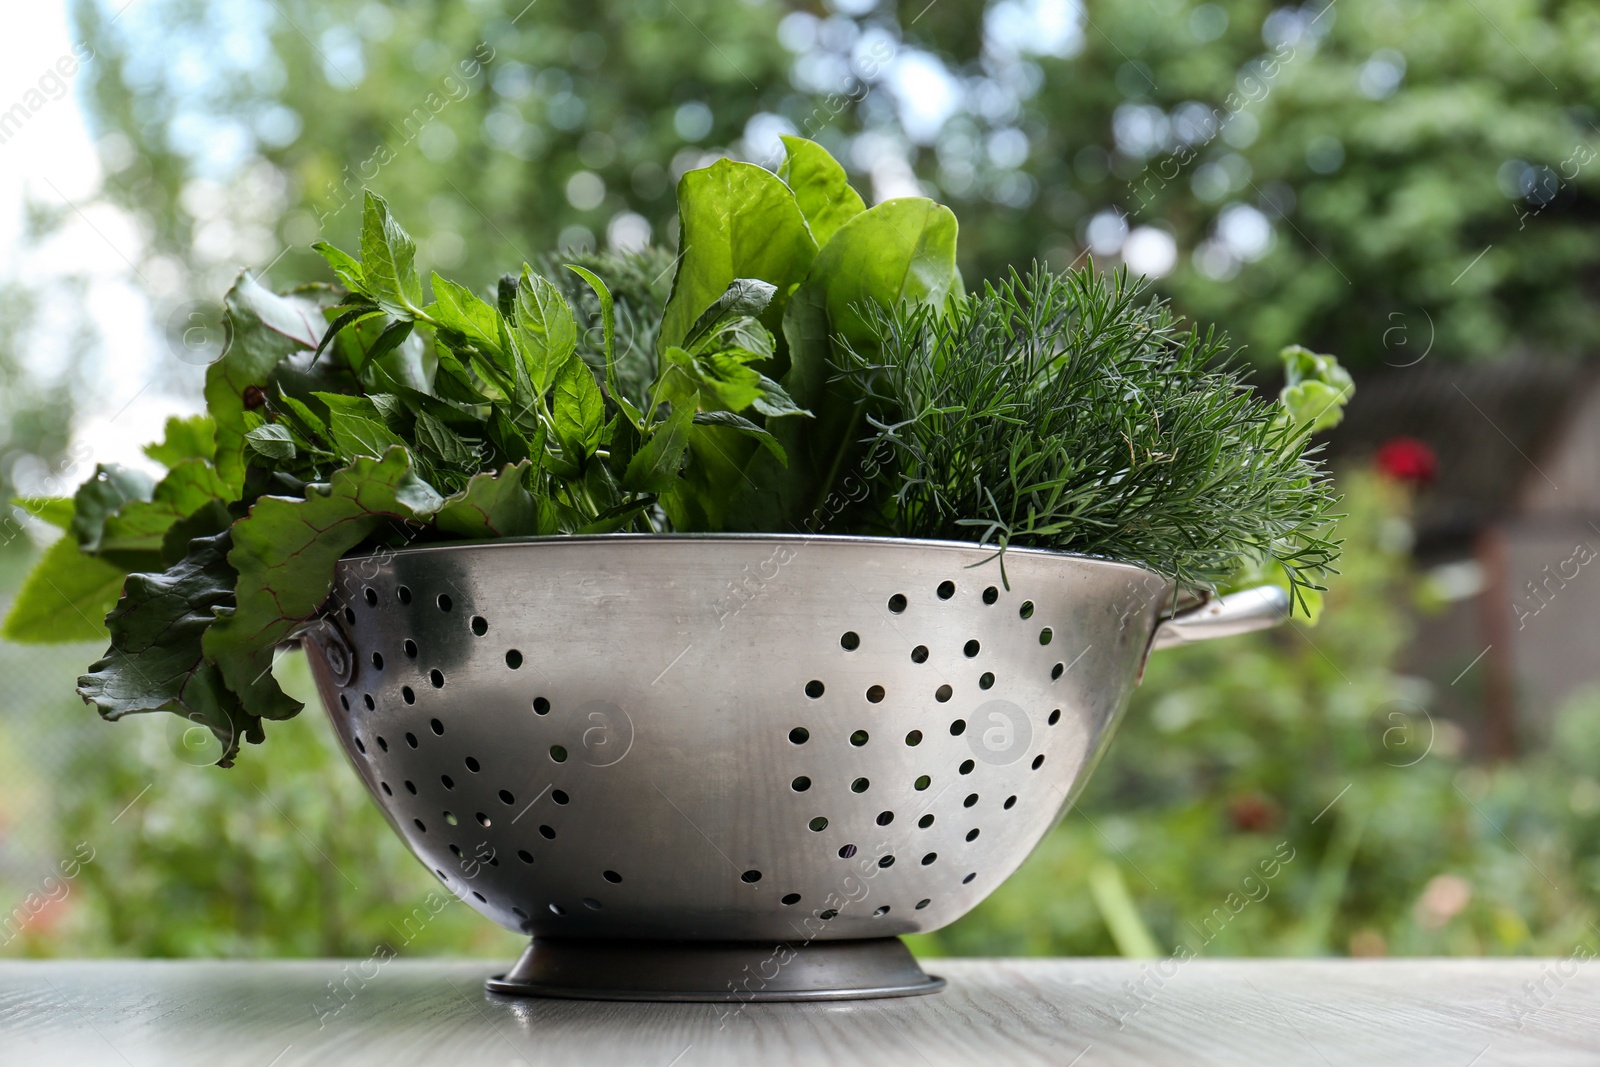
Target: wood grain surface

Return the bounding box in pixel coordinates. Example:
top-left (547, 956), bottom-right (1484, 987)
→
top-left (2, 958), bottom-right (1596, 1066)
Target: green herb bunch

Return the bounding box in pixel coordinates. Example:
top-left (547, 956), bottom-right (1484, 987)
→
top-left (2, 136), bottom-right (1347, 766)
top-left (841, 266), bottom-right (1351, 612)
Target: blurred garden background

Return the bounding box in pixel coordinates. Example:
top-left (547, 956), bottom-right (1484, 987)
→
top-left (3, 0), bottom-right (1599, 960)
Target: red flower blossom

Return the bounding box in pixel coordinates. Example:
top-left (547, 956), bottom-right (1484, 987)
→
top-left (1375, 436), bottom-right (1436, 485)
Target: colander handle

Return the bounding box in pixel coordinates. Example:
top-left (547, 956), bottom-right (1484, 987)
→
top-left (1149, 585), bottom-right (1290, 651)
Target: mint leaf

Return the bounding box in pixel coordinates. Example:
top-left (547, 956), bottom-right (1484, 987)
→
top-left (312, 240), bottom-right (366, 295)
top-left (565, 264), bottom-right (618, 400)
top-left (79, 531), bottom-right (253, 766)
top-left (682, 278), bottom-right (777, 353)
top-left (551, 354), bottom-right (605, 460)
top-left (427, 272), bottom-right (504, 356)
top-left (692, 409), bottom-right (787, 465)
top-left (514, 267), bottom-right (579, 394)
top-left (2, 534), bottom-right (124, 643)
top-left (358, 191), bottom-right (425, 317)
top-left (245, 423), bottom-right (297, 461)
top-left (202, 448), bottom-right (444, 720)
top-left (623, 401), bottom-right (696, 493)
top-left (778, 135), bottom-right (866, 247)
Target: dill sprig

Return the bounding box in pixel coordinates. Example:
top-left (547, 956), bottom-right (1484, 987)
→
top-left (841, 264), bottom-right (1341, 611)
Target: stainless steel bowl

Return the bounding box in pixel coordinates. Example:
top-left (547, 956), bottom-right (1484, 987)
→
top-left (299, 534), bottom-right (1285, 1001)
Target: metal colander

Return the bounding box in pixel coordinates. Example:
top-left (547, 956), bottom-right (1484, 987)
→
top-left (299, 534), bottom-right (1284, 1001)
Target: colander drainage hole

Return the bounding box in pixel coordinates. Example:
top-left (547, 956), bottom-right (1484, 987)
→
top-left (380, 782), bottom-right (392, 796)
top-left (781, 893), bottom-right (801, 906)
top-left (809, 817), bottom-right (828, 832)
top-left (1048, 709), bottom-right (1061, 726)
top-left (402, 687), bottom-right (415, 705)
top-left (911, 645), bottom-right (929, 663)
top-left (1032, 754), bottom-right (1046, 770)
top-left (430, 718), bottom-right (444, 735)
top-left (506, 650), bottom-right (523, 670)
top-left (865, 685), bottom-right (885, 704)
top-left (837, 844), bottom-right (856, 859)
top-left (442, 775), bottom-right (454, 789)
top-left (1019, 600), bottom-right (1034, 619)
top-left (354, 737), bottom-right (366, 754)
top-left (429, 670), bottom-right (445, 688)
top-left (905, 730), bottom-right (923, 746)
top-left (405, 732), bottom-right (418, 749)
top-left (343, 606), bottom-right (356, 625)
top-left (877, 855), bottom-right (894, 869)
top-left (339, 694), bottom-right (349, 711)
top-left (740, 870), bottom-right (762, 883)
top-left (1004, 795), bottom-right (1018, 809)
top-left (964, 793), bottom-right (979, 807)
top-left (466, 756), bottom-right (481, 772)
top-left (959, 760), bottom-right (975, 775)
top-left (788, 728), bottom-right (809, 745)
top-left (397, 585), bottom-right (412, 605)
top-left (1050, 662), bottom-right (1065, 680)
top-left (551, 790), bottom-right (569, 805)
top-left (966, 828), bottom-right (980, 842)
top-left (533, 696), bottom-right (550, 714)
top-left (914, 775), bottom-right (931, 791)
top-left (404, 639), bottom-right (417, 658)
top-left (963, 872), bottom-right (977, 884)
top-left (476, 813), bottom-right (491, 827)
top-left (887, 593), bottom-right (907, 613)
top-left (444, 811), bottom-right (458, 826)
top-left (804, 680), bottom-right (825, 699)
top-left (377, 736), bottom-right (389, 752)
top-left (937, 580), bottom-right (955, 600)
top-left (840, 631), bottom-right (860, 651)
top-left (550, 745), bottom-right (568, 763)
top-left (363, 694), bottom-right (375, 711)
top-left (915, 898), bottom-right (932, 910)
top-left (371, 651), bottom-right (384, 670)
top-left (583, 898), bottom-right (601, 910)
top-left (919, 814), bottom-right (935, 828)
top-left (949, 719), bottom-right (966, 736)
top-left (512, 907), bottom-right (528, 919)
top-left (792, 776), bottom-right (811, 792)
top-left (471, 615), bottom-right (488, 636)
top-left (983, 585), bottom-right (998, 605)
top-left (517, 850), bottom-right (533, 863)
top-left (539, 824), bottom-right (556, 839)
top-left (819, 909), bottom-right (838, 920)
top-left (850, 730), bottom-right (869, 746)
top-left (921, 852), bottom-right (938, 865)
top-left (472, 891), bottom-right (486, 903)
top-left (449, 845), bottom-right (463, 858)
top-left (874, 905), bottom-right (891, 916)
top-left (499, 789), bottom-right (515, 805)
top-left (603, 870), bottom-right (622, 883)
top-left (935, 684), bottom-right (953, 703)
top-left (549, 904), bottom-right (564, 916)
top-left (413, 819), bottom-right (426, 832)
top-left (851, 777), bottom-right (870, 793)
top-left (876, 811), bottom-right (894, 826)
top-left (363, 588), bottom-right (378, 607)
top-left (435, 869), bottom-right (447, 881)
top-left (437, 594), bottom-right (453, 612)
top-left (404, 780), bottom-right (416, 794)
top-left (1039, 627), bottom-right (1053, 646)
top-left (963, 639), bottom-right (980, 658)
top-left (978, 672), bottom-right (995, 690)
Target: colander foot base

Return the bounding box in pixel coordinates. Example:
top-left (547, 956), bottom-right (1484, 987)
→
top-left (485, 936), bottom-right (945, 1002)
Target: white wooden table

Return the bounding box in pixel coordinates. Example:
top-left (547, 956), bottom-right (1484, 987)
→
top-left (1, 958), bottom-right (1595, 1065)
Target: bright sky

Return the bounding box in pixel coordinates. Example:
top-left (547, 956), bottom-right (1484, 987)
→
top-left (1, 0), bottom-right (194, 489)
